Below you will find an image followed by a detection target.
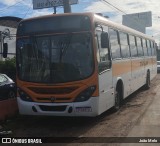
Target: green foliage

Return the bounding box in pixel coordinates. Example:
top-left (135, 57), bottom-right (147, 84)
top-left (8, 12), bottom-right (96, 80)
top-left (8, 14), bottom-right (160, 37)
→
top-left (0, 57), bottom-right (16, 81)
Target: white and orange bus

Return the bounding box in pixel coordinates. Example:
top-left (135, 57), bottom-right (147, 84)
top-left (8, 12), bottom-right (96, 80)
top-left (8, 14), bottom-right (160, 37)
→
top-left (13, 12), bottom-right (156, 116)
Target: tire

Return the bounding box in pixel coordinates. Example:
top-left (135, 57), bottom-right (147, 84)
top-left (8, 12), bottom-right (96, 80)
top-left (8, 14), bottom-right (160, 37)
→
top-left (112, 90), bottom-right (121, 112)
top-left (8, 90), bottom-right (16, 98)
top-left (144, 72), bottom-right (150, 90)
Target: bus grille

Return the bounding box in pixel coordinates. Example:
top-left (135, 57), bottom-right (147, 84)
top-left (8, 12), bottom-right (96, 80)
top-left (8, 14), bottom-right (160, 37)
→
top-left (39, 105), bottom-right (67, 112)
top-left (28, 87), bottom-right (78, 94)
top-left (37, 98), bottom-right (72, 101)
top-left (36, 97), bottom-right (71, 102)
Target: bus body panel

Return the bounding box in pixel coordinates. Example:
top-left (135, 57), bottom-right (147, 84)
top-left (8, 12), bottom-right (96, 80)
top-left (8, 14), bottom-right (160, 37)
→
top-left (131, 58), bottom-right (146, 92)
top-left (151, 57), bottom-right (157, 79)
top-left (17, 96), bottom-right (99, 117)
top-left (98, 69), bottom-right (114, 114)
top-left (112, 59), bottom-right (132, 98)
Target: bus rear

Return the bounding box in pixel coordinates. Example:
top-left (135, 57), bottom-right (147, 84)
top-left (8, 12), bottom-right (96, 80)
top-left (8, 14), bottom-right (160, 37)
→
top-left (16, 13), bottom-right (99, 117)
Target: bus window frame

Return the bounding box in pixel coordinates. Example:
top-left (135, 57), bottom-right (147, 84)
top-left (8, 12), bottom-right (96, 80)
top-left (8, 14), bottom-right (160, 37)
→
top-left (109, 28), bottom-right (122, 60)
top-left (146, 39), bottom-right (152, 56)
top-left (142, 38), bottom-right (148, 57)
top-left (128, 34), bottom-right (138, 58)
top-left (95, 23), bottom-right (112, 73)
top-left (136, 36), bottom-right (144, 57)
top-left (118, 31), bottom-right (130, 59)
top-left (150, 41), bottom-right (155, 56)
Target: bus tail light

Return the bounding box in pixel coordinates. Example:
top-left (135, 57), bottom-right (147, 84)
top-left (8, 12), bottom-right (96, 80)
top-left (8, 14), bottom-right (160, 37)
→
top-left (18, 88), bottom-right (33, 102)
top-left (74, 86), bottom-right (96, 102)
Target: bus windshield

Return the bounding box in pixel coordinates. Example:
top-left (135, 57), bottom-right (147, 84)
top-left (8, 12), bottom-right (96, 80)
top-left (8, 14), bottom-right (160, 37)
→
top-left (17, 33), bottom-right (94, 83)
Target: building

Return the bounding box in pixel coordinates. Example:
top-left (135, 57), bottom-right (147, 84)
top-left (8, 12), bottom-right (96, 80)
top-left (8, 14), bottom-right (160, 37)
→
top-left (122, 11), bottom-right (152, 34)
top-left (0, 16), bottom-right (22, 60)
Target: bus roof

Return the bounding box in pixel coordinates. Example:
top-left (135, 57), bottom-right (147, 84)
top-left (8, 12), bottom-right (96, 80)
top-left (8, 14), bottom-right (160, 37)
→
top-left (20, 12), bottom-right (93, 22)
top-left (20, 12), bottom-right (155, 41)
top-left (94, 13), bottom-right (155, 41)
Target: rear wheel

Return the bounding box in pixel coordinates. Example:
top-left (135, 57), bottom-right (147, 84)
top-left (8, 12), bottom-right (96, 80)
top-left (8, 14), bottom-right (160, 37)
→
top-left (144, 72), bottom-right (150, 90)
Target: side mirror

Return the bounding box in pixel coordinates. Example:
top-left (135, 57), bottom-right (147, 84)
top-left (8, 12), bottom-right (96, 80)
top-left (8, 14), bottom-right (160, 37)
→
top-left (3, 43), bottom-right (8, 58)
top-left (101, 32), bottom-right (109, 48)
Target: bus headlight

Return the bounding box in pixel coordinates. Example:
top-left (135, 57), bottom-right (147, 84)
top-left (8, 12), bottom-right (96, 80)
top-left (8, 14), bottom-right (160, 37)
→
top-left (74, 86), bottom-right (96, 102)
top-left (18, 88), bottom-right (33, 102)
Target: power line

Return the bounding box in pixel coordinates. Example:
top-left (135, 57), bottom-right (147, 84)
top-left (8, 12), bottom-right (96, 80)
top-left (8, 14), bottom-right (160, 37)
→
top-left (101, 0), bottom-right (127, 15)
top-left (6, 3), bottom-right (33, 33)
top-left (0, 0), bottom-right (24, 12)
top-left (23, 4), bottom-right (32, 19)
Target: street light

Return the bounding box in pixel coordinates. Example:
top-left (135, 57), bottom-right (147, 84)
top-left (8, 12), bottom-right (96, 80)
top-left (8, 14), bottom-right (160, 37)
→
top-left (2, 28), bottom-right (11, 40)
top-left (0, 28), bottom-right (11, 59)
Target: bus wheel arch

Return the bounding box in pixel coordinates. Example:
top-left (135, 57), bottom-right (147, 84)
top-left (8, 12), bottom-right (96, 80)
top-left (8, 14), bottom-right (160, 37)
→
top-left (113, 79), bottom-right (124, 111)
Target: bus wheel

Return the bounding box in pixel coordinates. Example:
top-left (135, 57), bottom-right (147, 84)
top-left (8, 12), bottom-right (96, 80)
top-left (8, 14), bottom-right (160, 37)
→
top-left (145, 72), bottom-right (150, 90)
top-left (113, 90), bottom-right (121, 112)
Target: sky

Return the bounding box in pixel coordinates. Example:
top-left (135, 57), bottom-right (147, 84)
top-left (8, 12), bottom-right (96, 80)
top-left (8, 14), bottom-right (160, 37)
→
top-left (0, 0), bottom-right (160, 42)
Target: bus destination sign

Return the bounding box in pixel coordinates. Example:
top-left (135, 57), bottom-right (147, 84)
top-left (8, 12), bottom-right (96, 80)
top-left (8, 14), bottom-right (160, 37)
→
top-left (33, 0), bottom-right (79, 9)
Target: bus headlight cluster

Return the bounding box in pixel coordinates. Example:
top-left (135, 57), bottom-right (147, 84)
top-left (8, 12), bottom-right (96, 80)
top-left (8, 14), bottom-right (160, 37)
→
top-left (74, 86), bottom-right (96, 102)
top-left (18, 88), bottom-right (33, 102)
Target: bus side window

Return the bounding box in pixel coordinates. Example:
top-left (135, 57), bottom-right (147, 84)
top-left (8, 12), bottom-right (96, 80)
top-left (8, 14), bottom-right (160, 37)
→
top-left (129, 35), bottom-right (138, 57)
top-left (142, 39), bottom-right (148, 56)
top-left (95, 28), bottom-right (111, 73)
top-left (136, 37), bottom-right (143, 57)
top-left (152, 42), bottom-right (156, 56)
top-left (150, 41), bottom-right (155, 56)
top-left (109, 28), bottom-right (121, 60)
top-left (119, 31), bottom-right (130, 58)
top-left (147, 40), bottom-right (152, 56)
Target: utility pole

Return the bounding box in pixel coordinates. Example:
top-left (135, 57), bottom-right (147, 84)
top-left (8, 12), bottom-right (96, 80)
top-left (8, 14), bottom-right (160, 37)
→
top-left (0, 31), bottom-right (2, 60)
top-left (53, 6), bottom-right (56, 14)
top-left (63, 0), bottom-right (71, 13)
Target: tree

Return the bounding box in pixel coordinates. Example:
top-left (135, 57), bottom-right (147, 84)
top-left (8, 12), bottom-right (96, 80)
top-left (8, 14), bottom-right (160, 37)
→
top-left (0, 57), bottom-right (16, 81)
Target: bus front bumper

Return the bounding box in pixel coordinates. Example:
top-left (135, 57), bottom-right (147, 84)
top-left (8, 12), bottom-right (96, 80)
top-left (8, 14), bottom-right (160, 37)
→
top-left (17, 97), bottom-right (99, 117)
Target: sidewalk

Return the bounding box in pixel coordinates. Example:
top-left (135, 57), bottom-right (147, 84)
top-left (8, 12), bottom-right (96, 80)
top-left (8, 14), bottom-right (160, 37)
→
top-left (121, 84), bottom-right (160, 146)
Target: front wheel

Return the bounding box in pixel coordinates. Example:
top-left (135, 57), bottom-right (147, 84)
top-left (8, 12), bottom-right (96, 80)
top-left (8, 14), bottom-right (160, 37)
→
top-left (8, 90), bottom-right (16, 98)
top-left (112, 90), bottom-right (121, 112)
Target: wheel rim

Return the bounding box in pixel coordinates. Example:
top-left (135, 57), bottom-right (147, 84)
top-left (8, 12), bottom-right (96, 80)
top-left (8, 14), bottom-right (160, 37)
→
top-left (8, 91), bottom-right (15, 98)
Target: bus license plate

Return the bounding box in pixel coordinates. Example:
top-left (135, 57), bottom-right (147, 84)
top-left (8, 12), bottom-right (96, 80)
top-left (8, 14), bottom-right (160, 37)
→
top-left (75, 107), bottom-right (92, 112)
